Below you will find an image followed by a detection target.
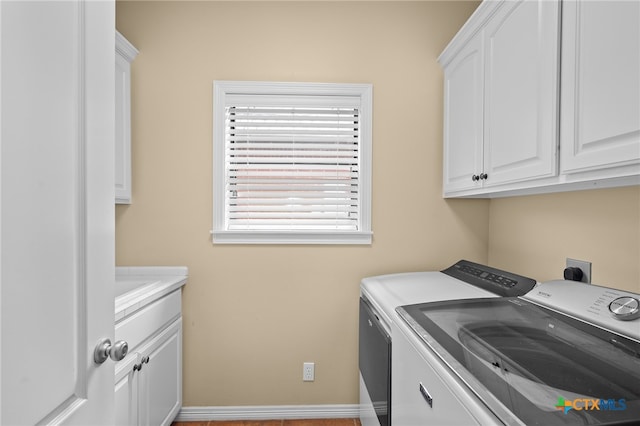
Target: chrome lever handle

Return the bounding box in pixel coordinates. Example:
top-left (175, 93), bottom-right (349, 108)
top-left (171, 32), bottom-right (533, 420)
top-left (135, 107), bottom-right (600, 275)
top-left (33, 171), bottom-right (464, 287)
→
top-left (94, 338), bottom-right (129, 364)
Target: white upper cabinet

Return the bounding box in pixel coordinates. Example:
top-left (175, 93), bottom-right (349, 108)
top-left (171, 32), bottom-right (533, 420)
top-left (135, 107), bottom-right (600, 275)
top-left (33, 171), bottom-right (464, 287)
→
top-left (440, 0), bottom-right (560, 196)
top-left (440, 0), bottom-right (640, 198)
top-left (560, 0), bottom-right (640, 174)
top-left (115, 31), bottom-right (138, 204)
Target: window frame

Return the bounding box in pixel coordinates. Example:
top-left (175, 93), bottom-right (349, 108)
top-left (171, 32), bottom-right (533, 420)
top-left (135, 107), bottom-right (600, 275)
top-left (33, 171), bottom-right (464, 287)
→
top-left (212, 81), bottom-right (372, 245)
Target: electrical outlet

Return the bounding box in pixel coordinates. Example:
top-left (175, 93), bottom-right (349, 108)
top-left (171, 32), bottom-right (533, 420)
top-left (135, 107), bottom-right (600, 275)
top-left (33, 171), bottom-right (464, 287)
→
top-left (566, 258), bottom-right (592, 284)
top-left (303, 362), bottom-right (315, 382)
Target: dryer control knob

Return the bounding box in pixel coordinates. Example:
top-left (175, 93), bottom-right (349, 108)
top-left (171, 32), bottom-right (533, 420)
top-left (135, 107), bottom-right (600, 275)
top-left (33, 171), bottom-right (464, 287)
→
top-left (609, 297), bottom-right (640, 321)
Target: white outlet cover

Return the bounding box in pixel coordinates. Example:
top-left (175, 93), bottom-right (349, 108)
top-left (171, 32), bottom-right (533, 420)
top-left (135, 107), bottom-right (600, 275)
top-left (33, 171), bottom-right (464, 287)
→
top-left (303, 362), bottom-right (314, 381)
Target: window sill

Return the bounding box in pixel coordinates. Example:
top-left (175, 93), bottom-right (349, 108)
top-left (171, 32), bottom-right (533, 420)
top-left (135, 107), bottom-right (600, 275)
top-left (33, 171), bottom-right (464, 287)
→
top-left (211, 230), bottom-right (372, 245)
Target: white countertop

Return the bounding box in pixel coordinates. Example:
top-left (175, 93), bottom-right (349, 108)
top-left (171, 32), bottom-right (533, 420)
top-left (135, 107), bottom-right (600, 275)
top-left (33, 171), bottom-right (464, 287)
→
top-left (115, 266), bottom-right (188, 322)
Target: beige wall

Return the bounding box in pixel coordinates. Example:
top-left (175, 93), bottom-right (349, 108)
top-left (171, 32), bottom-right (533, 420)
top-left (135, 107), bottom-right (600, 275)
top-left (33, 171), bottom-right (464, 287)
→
top-left (115, 1), bottom-right (486, 407)
top-left (488, 186), bottom-right (640, 293)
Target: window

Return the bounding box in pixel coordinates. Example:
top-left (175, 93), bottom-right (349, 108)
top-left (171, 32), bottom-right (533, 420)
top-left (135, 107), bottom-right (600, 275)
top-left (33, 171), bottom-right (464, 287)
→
top-left (212, 81), bottom-right (372, 244)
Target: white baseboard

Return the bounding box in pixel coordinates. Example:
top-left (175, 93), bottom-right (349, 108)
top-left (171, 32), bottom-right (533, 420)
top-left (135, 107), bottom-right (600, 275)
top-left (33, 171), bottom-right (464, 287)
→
top-left (175, 404), bottom-right (360, 421)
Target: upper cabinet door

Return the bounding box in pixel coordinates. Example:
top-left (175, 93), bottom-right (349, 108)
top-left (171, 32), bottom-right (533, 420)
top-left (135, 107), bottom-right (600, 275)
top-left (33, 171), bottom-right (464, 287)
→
top-left (560, 0), bottom-right (640, 174)
top-left (442, 34), bottom-right (484, 194)
top-left (483, 0), bottom-right (560, 186)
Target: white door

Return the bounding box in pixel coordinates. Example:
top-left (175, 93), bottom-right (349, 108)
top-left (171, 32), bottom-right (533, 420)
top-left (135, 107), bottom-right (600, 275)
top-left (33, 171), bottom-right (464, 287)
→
top-left (482, 0), bottom-right (559, 186)
top-left (1, 1), bottom-right (116, 424)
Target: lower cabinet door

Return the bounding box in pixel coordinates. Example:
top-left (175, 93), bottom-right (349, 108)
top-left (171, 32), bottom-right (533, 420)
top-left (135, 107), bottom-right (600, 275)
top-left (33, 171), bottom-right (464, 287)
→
top-left (115, 353), bottom-right (141, 426)
top-left (138, 318), bottom-right (183, 426)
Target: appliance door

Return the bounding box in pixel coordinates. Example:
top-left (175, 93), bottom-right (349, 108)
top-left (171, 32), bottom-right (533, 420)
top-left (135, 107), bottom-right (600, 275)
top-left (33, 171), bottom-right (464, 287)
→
top-left (359, 298), bottom-right (391, 426)
top-left (398, 298), bottom-right (640, 425)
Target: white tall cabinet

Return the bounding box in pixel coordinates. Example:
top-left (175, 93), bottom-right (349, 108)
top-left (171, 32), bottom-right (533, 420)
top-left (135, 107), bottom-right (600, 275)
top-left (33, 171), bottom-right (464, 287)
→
top-left (440, 0), bottom-right (640, 198)
top-left (115, 31), bottom-right (138, 204)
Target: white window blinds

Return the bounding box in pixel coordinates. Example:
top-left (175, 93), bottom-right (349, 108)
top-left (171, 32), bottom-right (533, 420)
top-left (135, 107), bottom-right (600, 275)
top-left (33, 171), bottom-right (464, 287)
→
top-left (226, 105), bottom-right (360, 231)
top-left (213, 82), bottom-right (372, 244)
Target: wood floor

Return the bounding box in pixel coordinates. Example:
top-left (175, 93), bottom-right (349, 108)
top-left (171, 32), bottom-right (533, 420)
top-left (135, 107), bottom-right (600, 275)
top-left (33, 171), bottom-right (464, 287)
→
top-left (172, 419), bottom-right (361, 426)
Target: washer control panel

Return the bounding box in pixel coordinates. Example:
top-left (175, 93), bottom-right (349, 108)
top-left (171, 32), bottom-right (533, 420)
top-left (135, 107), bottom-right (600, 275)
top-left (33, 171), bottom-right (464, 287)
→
top-left (441, 260), bottom-right (536, 297)
top-left (523, 280), bottom-right (640, 340)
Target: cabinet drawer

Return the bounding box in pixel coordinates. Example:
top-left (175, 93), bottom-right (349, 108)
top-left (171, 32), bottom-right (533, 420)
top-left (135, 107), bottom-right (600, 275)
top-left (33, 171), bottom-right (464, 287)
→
top-left (116, 290), bottom-right (181, 352)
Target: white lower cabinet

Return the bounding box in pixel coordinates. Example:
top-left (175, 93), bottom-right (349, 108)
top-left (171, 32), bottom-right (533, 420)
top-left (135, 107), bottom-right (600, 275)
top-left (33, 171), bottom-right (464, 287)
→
top-left (115, 290), bottom-right (183, 426)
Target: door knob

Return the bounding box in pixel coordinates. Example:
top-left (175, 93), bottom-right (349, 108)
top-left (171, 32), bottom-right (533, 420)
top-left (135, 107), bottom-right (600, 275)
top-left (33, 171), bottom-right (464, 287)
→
top-left (94, 338), bottom-right (129, 364)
